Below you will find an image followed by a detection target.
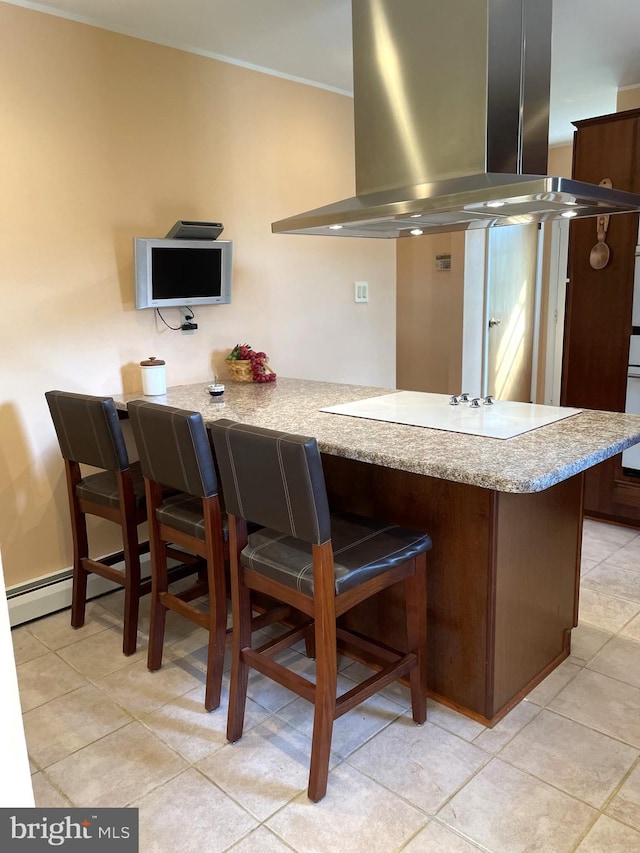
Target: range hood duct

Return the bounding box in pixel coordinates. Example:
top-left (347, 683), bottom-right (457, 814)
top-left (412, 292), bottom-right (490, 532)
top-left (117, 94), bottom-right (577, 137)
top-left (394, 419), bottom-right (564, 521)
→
top-left (272, 0), bottom-right (640, 238)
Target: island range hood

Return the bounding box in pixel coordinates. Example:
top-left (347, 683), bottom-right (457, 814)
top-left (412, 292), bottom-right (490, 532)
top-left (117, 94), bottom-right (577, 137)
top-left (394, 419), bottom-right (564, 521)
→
top-left (272, 0), bottom-right (640, 239)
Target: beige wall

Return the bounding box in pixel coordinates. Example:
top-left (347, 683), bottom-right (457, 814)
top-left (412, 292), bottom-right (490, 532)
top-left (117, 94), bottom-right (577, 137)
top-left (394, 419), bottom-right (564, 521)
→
top-left (396, 233), bottom-right (465, 393)
top-left (548, 143), bottom-right (573, 178)
top-left (617, 85), bottom-right (640, 112)
top-left (0, 3), bottom-right (396, 587)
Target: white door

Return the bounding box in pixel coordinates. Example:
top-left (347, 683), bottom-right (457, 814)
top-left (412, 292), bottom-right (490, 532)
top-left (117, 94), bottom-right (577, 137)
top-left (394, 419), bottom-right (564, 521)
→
top-left (484, 224), bottom-right (540, 401)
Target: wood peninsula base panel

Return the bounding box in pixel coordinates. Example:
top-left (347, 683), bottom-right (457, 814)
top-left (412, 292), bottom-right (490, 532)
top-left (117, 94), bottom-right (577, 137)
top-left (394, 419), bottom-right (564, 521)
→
top-left (322, 454), bottom-right (584, 724)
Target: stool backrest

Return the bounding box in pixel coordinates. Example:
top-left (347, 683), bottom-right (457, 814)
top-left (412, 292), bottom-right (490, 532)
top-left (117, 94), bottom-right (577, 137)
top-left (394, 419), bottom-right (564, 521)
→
top-left (45, 390), bottom-right (129, 472)
top-left (209, 419), bottom-right (331, 545)
top-left (128, 400), bottom-right (218, 498)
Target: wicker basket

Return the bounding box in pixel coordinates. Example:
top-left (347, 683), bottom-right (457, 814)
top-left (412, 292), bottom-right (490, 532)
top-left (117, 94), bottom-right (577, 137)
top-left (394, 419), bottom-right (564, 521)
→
top-left (226, 359), bottom-right (253, 381)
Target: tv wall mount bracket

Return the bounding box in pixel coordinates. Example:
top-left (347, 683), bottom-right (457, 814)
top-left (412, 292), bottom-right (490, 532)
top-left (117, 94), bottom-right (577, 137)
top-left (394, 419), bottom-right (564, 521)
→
top-left (165, 220), bottom-right (224, 240)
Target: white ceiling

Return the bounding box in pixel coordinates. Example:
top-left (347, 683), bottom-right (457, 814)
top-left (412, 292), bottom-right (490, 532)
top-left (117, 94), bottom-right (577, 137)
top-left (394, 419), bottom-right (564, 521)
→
top-left (8, 0), bottom-right (640, 146)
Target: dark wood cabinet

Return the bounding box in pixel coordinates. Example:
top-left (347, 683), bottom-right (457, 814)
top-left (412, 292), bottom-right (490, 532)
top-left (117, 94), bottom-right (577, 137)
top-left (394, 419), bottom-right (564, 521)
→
top-left (561, 108), bottom-right (640, 525)
top-left (323, 453), bottom-right (582, 725)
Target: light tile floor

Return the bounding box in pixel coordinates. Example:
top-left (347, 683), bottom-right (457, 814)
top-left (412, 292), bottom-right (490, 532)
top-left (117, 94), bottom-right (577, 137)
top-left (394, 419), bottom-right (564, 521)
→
top-left (11, 518), bottom-right (640, 852)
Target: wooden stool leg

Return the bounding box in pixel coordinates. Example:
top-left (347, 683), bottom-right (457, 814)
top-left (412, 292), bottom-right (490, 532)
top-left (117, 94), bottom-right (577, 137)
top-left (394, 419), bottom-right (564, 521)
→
top-left (226, 574), bottom-right (252, 741)
top-left (121, 516), bottom-right (141, 656)
top-left (67, 463), bottom-right (88, 630)
top-left (204, 550), bottom-right (228, 712)
top-left (304, 625), bottom-right (316, 659)
top-left (71, 522), bottom-right (89, 630)
top-left (146, 481), bottom-right (168, 672)
top-left (202, 496), bottom-right (228, 711)
top-left (307, 543), bottom-right (338, 803)
top-left (406, 553), bottom-right (428, 724)
top-left (205, 628), bottom-right (225, 712)
top-left (147, 542), bottom-right (168, 672)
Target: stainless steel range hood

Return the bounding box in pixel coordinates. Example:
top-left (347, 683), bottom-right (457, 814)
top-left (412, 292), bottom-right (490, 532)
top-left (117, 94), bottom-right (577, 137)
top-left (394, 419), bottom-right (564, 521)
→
top-left (272, 0), bottom-right (640, 238)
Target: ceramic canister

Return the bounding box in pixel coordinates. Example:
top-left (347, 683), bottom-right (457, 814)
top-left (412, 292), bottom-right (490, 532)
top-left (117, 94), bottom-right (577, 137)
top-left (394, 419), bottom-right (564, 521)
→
top-left (140, 356), bottom-right (167, 395)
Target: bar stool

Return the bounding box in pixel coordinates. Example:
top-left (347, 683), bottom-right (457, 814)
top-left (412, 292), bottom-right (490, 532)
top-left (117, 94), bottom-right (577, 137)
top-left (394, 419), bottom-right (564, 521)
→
top-left (127, 399), bottom-right (232, 711)
top-left (127, 400), bottom-right (289, 711)
top-left (45, 390), bottom-right (151, 655)
top-left (209, 418), bottom-right (432, 802)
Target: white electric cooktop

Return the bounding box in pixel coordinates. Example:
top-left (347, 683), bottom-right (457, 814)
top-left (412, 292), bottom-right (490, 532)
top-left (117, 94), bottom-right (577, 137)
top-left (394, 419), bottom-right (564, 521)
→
top-left (321, 391), bottom-right (582, 440)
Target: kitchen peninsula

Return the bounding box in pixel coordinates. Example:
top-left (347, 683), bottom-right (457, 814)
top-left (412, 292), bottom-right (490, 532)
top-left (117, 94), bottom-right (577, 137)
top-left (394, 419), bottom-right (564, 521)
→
top-left (113, 377), bottom-right (640, 725)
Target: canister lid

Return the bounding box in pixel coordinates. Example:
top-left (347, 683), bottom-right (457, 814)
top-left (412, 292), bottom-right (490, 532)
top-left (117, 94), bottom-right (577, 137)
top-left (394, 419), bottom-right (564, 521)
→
top-left (140, 356), bottom-right (165, 366)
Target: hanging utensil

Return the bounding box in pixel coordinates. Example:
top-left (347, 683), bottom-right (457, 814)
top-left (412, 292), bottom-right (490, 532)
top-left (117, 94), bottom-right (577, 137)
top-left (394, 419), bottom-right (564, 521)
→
top-left (589, 178), bottom-right (613, 270)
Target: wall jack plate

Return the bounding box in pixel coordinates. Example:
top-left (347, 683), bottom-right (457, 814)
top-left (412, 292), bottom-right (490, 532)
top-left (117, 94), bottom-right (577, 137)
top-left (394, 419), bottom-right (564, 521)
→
top-left (180, 307), bottom-right (198, 333)
top-left (354, 281), bottom-right (369, 303)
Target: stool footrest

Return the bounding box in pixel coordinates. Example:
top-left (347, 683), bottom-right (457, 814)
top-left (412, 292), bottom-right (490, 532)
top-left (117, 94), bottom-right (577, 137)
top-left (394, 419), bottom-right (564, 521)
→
top-left (255, 622), bottom-right (314, 657)
top-left (250, 605), bottom-right (296, 633)
top-left (158, 590), bottom-right (211, 629)
top-left (173, 580), bottom-right (208, 603)
top-left (81, 558), bottom-right (125, 584)
top-left (241, 646), bottom-right (316, 703)
top-left (336, 626), bottom-right (409, 665)
top-left (336, 652), bottom-right (416, 718)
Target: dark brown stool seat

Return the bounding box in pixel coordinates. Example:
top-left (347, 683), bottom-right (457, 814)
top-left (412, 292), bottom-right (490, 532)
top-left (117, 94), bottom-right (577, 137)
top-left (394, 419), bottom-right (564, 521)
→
top-left (209, 418), bottom-right (432, 802)
top-left (75, 465), bottom-right (147, 510)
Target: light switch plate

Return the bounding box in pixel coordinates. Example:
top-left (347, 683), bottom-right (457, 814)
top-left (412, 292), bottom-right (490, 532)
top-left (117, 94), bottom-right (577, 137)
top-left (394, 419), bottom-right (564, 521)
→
top-left (354, 281), bottom-right (369, 302)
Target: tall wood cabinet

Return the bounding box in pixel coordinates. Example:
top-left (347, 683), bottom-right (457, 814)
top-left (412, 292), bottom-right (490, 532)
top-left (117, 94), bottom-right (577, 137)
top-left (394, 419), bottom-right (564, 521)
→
top-left (561, 108), bottom-right (640, 525)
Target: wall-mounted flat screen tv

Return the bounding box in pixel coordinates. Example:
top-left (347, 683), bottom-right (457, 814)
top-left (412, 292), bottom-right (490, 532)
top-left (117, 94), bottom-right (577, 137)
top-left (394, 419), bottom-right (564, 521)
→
top-left (134, 238), bottom-right (233, 308)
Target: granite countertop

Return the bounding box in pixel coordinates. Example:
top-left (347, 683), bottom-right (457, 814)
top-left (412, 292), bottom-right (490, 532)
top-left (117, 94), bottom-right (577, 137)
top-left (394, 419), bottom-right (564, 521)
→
top-left (112, 376), bottom-right (640, 494)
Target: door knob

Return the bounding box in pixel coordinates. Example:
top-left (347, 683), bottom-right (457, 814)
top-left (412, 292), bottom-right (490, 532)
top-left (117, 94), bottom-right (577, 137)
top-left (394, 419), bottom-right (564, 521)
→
top-left (488, 318), bottom-right (502, 328)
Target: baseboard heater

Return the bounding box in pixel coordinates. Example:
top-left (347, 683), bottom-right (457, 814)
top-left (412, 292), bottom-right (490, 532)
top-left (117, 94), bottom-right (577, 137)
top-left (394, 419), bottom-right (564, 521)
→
top-left (6, 556), bottom-right (152, 628)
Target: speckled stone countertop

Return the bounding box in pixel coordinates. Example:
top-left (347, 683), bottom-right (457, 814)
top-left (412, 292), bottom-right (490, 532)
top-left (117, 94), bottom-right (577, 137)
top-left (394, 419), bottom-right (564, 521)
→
top-left (112, 377), bottom-right (640, 494)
